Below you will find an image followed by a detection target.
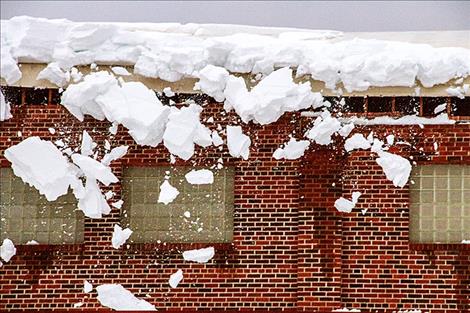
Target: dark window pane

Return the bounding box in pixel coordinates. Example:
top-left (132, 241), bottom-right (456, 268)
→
top-left (451, 97), bottom-right (470, 116)
top-left (422, 97), bottom-right (447, 117)
top-left (343, 97), bottom-right (365, 113)
top-left (1, 86), bottom-right (22, 106)
top-left (50, 89), bottom-right (62, 105)
top-left (24, 87), bottom-right (49, 105)
top-left (395, 97), bottom-right (420, 115)
top-left (367, 97), bottom-right (392, 113)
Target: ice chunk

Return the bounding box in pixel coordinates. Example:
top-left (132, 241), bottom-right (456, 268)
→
top-left (111, 66), bottom-right (131, 76)
top-left (4, 137), bottom-right (80, 201)
top-left (72, 154), bottom-right (118, 186)
top-left (77, 178), bottom-right (111, 218)
top-left (338, 123), bottom-right (354, 137)
top-left (344, 133), bottom-right (371, 152)
top-left (273, 138), bottom-right (310, 160)
top-left (211, 130), bottom-right (224, 146)
top-left (101, 146), bottom-right (128, 166)
top-left (194, 65), bottom-right (229, 102)
top-left (185, 169), bottom-right (214, 185)
top-left (433, 103), bottom-right (447, 114)
top-left (169, 269), bottom-right (183, 288)
top-left (226, 126), bottom-right (250, 160)
top-left (376, 151), bottom-right (411, 188)
top-left (158, 180), bottom-right (179, 205)
top-left (111, 224), bottom-right (133, 249)
top-left (182, 246), bottom-right (215, 263)
top-left (306, 111), bottom-right (341, 145)
top-left (80, 130), bottom-right (97, 156)
top-left (163, 87), bottom-right (175, 97)
top-left (96, 284), bottom-right (156, 311)
top-left (37, 62), bottom-right (68, 87)
top-left (84, 280), bottom-right (93, 293)
top-left (334, 192), bottom-right (361, 213)
top-left (0, 239), bottom-right (16, 262)
top-left (111, 199), bottom-right (123, 209)
top-left (0, 89), bottom-right (12, 121)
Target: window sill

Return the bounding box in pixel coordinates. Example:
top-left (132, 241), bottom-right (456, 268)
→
top-left (409, 243), bottom-right (470, 251)
top-left (125, 242), bottom-right (234, 253)
top-left (16, 243), bottom-right (84, 253)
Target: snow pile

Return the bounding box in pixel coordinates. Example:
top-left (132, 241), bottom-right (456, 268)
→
top-left (306, 111), bottom-right (341, 145)
top-left (96, 284), bottom-right (156, 311)
top-left (376, 151), bottom-right (411, 188)
top-left (185, 169), bottom-right (214, 184)
top-left (273, 138), bottom-right (310, 160)
top-left (162, 103), bottom-right (212, 160)
top-left (158, 180), bottom-right (179, 205)
top-left (169, 269), bottom-right (183, 288)
top-left (334, 192), bottom-right (361, 213)
top-left (226, 126), bottom-right (251, 160)
top-left (4, 136), bottom-right (80, 201)
top-left (0, 239), bottom-right (16, 263)
top-left (0, 89), bottom-right (12, 121)
top-left (111, 224), bottom-right (133, 249)
top-left (182, 247), bottom-right (215, 263)
top-left (344, 133), bottom-right (371, 152)
top-left (83, 280), bottom-right (93, 293)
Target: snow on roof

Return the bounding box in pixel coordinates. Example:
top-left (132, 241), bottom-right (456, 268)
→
top-left (1, 16), bottom-right (469, 95)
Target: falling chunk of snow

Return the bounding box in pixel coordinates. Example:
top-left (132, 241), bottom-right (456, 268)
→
top-left (109, 122), bottom-right (118, 135)
top-left (54, 139), bottom-right (65, 147)
top-left (446, 85), bottom-right (467, 99)
top-left (206, 116), bottom-right (214, 123)
top-left (71, 154), bottom-right (118, 186)
top-left (376, 151), bottom-right (411, 188)
top-left (338, 123), bottom-right (354, 137)
top-left (104, 190), bottom-right (114, 200)
top-left (332, 308), bottom-right (361, 312)
top-left (169, 269), bottom-right (183, 288)
top-left (433, 103), bottom-right (447, 114)
top-left (111, 66), bottom-right (131, 76)
top-left (273, 138), bottom-right (310, 160)
top-left (111, 224), bottom-right (133, 249)
top-left (163, 87), bottom-right (175, 97)
top-left (80, 130), bottom-right (97, 156)
top-left (386, 134), bottom-right (395, 146)
top-left (0, 239), bottom-right (16, 262)
top-left (48, 127), bottom-right (56, 134)
top-left (194, 65), bottom-right (229, 102)
top-left (211, 130), bottom-right (224, 146)
top-left (26, 240), bottom-right (39, 245)
top-left (4, 137), bottom-right (80, 201)
top-left (182, 246), bottom-right (215, 263)
top-left (0, 90), bottom-right (12, 121)
top-left (73, 302), bottom-right (83, 308)
top-left (344, 133), bottom-right (371, 152)
top-left (226, 125), bottom-right (251, 160)
top-left (158, 180), bottom-right (180, 205)
top-left (185, 169), bottom-right (214, 185)
top-left (371, 138), bottom-right (385, 153)
top-left (334, 192), bottom-right (361, 213)
top-left (111, 199), bottom-right (123, 209)
top-left (101, 145), bottom-right (128, 166)
top-left (0, 45), bottom-right (22, 85)
top-left (96, 284), bottom-right (156, 311)
top-left (77, 178), bottom-right (111, 218)
top-left (306, 111), bottom-right (341, 145)
top-left (36, 62), bottom-right (68, 87)
top-left (84, 280), bottom-right (93, 293)
top-left (184, 211), bottom-right (191, 218)
top-left (461, 239), bottom-right (470, 244)
top-left (163, 103), bottom-right (212, 160)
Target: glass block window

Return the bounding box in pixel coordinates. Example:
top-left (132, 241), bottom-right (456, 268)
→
top-left (410, 165), bottom-right (470, 243)
top-left (0, 168), bottom-right (83, 244)
top-left (121, 167), bottom-right (234, 243)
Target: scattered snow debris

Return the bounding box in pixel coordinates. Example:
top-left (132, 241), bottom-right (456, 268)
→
top-left (26, 240), bottom-right (39, 245)
top-left (461, 240), bottom-right (470, 244)
top-left (446, 85), bottom-right (467, 99)
top-left (211, 130), bottom-right (224, 146)
top-left (302, 112), bottom-right (456, 125)
top-left (433, 142), bottom-right (439, 151)
top-left (101, 145), bottom-right (128, 166)
top-left (334, 192), bottom-right (361, 213)
top-left (224, 67), bottom-right (321, 124)
top-left (109, 122), bottom-right (118, 135)
top-left (226, 125), bottom-right (251, 160)
top-left (77, 178), bottom-right (111, 218)
top-left (163, 87), bottom-right (175, 97)
top-left (104, 140), bottom-right (111, 151)
top-left (194, 65), bottom-right (229, 102)
top-left (338, 123), bottom-right (354, 137)
top-left (4, 137), bottom-right (80, 201)
top-left (158, 180), bottom-right (180, 205)
top-left (73, 302), bottom-right (84, 308)
top-left (361, 208), bottom-right (368, 215)
top-left (332, 308), bottom-right (361, 312)
top-left (96, 284), bottom-right (156, 311)
top-left (0, 239), bottom-right (16, 262)
top-left (386, 134), bottom-right (395, 146)
top-left (80, 130), bottom-right (97, 156)
top-left (306, 111), bottom-right (341, 145)
top-left (111, 224), bottom-right (133, 249)
top-left (84, 280), bottom-right (93, 293)
top-left (48, 127), bottom-right (56, 134)
top-left (0, 90), bottom-right (13, 121)
top-left (54, 139), bottom-right (65, 147)
top-left (273, 138), bottom-right (310, 160)
top-left (184, 211), bottom-right (191, 218)
top-left (183, 247), bottom-right (215, 263)
top-left (206, 117), bottom-right (214, 123)
top-left (104, 190), bottom-right (114, 200)
top-left (434, 103), bottom-right (447, 114)
top-left (71, 154), bottom-right (118, 185)
top-left (111, 66), bottom-right (131, 76)
top-left (185, 169), bottom-right (214, 184)
top-left (163, 103), bottom-right (212, 160)
top-left (111, 199), bottom-right (124, 209)
top-left (36, 62), bottom-right (68, 87)
top-left (344, 133), bottom-right (371, 152)
top-left (169, 269), bottom-right (183, 288)
top-left (376, 151), bottom-right (412, 188)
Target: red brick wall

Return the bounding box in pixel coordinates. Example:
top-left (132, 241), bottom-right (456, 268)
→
top-left (0, 89), bottom-right (469, 312)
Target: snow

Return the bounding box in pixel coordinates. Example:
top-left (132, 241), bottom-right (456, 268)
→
top-left (2, 16), bottom-right (469, 93)
top-left (4, 136), bottom-right (80, 201)
top-left (169, 269), bottom-right (183, 288)
top-left (306, 111), bottom-right (341, 145)
top-left (36, 62), bottom-right (68, 87)
top-left (433, 103), bottom-right (447, 114)
top-left (273, 138), bottom-right (310, 160)
top-left (71, 154), bottom-right (118, 186)
top-left (332, 308), bottom-right (361, 312)
top-left (111, 224), bottom-right (133, 249)
top-left (344, 133), bottom-right (371, 152)
top-left (334, 192), bottom-right (361, 213)
top-left (26, 240), bottom-right (39, 245)
top-left (158, 180), bottom-right (180, 205)
top-left (182, 246), bottom-right (215, 263)
top-left (111, 199), bottom-right (123, 209)
top-left (111, 66), bottom-right (131, 76)
top-left (461, 239), bottom-right (470, 244)
top-left (194, 65), bottom-right (229, 102)
top-left (376, 151), bottom-right (412, 188)
top-left (446, 85), bottom-right (468, 99)
top-left (211, 131), bottom-right (224, 146)
top-left (0, 239), bottom-right (16, 262)
top-left (334, 113), bottom-right (456, 126)
top-left (96, 284), bottom-right (156, 311)
top-left (0, 89), bottom-right (12, 121)
top-left (163, 87), bottom-right (175, 97)
top-left (226, 125), bottom-right (251, 160)
top-left (185, 169), bottom-right (214, 184)
top-left (77, 178), bottom-right (111, 218)
top-left (101, 145), bottom-right (128, 166)
top-left (83, 280), bottom-right (93, 293)
top-left (80, 130), bottom-right (97, 156)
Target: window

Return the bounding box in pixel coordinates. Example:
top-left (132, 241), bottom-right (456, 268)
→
top-left (0, 168), bottom-right (83, 244)
top-left (451, 97), bottom-right (470, 117)
top-left (121, 167), bottom-right (234, 243)
top-left (409, 165), bottom-right (470, 243)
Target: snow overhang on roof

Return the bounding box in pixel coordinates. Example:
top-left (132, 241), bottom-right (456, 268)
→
top-left (1, 16), bottom-right (470, 96)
